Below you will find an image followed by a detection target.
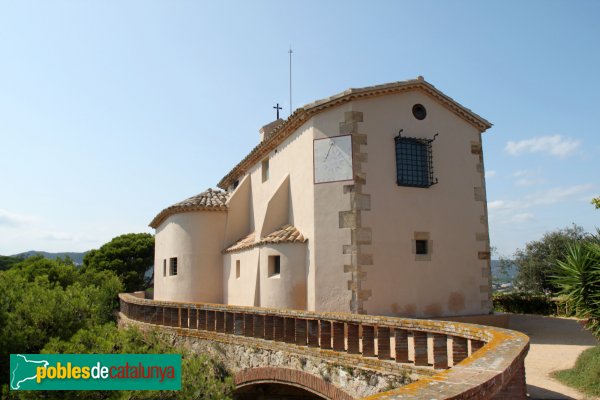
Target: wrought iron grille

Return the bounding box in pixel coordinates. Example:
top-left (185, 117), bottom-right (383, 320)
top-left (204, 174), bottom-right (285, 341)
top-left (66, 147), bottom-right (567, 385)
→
top-left (394, 131), bottom-right (438, 188)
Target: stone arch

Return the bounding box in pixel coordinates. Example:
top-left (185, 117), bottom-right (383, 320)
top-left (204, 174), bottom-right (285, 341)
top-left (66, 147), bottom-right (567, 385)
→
top-left (234, 367), bottom-right (354, 400)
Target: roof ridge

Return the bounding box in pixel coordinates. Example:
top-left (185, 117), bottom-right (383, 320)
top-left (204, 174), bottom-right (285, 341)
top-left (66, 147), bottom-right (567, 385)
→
top-left (217, 77), bottom-right (492, 189)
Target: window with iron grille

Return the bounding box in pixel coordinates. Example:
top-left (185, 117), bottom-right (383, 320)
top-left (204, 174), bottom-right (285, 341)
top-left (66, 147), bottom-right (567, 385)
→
top-left (394, 131), bottom-right (437, 188)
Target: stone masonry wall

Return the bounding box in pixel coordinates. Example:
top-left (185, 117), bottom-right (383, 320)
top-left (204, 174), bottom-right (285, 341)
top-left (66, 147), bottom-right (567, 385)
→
top-left (119, 315), bottom-right (412, 399)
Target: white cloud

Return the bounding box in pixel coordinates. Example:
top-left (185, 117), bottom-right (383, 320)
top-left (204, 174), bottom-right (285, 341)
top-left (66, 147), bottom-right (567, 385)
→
top-left (579, 194), bottom-right (599, 203)
top-left (513, 170), bottom-right (529, 177)
top-left (488, 184), bottom-right (595, 216)
top-left (516, 178), bottom-right (545, 187)
top-left (488, 200), bottom-right (510, 210)
top-left (0, 209), bottom-right (38, 228)
top-left (512, 168), bottom-right (545, 187)
top-left (505, 135), bottom-right (581, 158)
top-left (39, 231), bottom-right (98, 243)
top-left (509, 213), bottom-right (535, 223)
top-left (485, 170), bottom-right (496, 179)
top-left (527, 184), bottom-right (594, 206)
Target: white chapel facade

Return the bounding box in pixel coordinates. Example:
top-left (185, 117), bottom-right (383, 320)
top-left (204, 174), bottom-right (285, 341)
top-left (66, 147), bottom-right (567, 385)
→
top-left (150, 77), bottom-right (493, 318)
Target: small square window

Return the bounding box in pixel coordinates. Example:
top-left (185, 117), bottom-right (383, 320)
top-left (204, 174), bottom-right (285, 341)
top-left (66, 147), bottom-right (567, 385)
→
top-left (169, 257), bottom-right (178, 276)
top-left (236, 260), bottom-right (241, 279)
top-left (415, 240), bottom-right (428, 255)
top-left (163, 259), bottom-right (166, 277)
top-left (268, 255), bottom-right (280, 277)
top-left (262, 158), bottom-right (270, 182)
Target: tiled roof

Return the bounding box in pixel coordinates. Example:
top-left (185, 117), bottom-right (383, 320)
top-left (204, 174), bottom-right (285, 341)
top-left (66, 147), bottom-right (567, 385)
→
top-left (223, 224), bottom-right (307, 253)
top-left (218, 77), bottom-right (492, 189)
top-left (149, 188), bottom-right (228, 228)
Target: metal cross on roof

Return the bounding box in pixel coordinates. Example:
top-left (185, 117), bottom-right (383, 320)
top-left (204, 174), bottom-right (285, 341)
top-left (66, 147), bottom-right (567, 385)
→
top-left (273, 103), bottom-right (282, 120)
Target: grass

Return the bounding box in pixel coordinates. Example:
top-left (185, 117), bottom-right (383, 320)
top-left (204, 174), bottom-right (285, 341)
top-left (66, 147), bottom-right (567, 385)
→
top-left (553, 345), bottom-right (600, 397)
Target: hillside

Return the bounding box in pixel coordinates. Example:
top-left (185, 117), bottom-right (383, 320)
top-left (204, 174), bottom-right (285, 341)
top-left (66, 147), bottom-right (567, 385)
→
top-left (491, 259), bottom-right (518, 283)
top-left (12, 250), bottom-right (88, 265)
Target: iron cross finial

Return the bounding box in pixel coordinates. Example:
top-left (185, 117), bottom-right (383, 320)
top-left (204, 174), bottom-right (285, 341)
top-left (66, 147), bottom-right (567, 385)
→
top-left (273, 103), bottom-right (282, 119)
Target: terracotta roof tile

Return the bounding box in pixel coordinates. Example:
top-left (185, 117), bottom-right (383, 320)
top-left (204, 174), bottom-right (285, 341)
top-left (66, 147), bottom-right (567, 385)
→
top-left (222, 232), bottom-right (255, 253)
top-left (223, 224), bottom-right (307, 253)
top-left (149, 188), bottom-right (228, 228)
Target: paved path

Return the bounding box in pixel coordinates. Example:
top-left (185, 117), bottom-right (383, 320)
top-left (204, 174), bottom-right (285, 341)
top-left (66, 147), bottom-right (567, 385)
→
top-left (508, 314), bottom-right (599, 400)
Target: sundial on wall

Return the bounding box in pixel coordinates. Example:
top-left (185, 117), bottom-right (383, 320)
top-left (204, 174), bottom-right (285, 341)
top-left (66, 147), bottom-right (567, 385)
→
top-left (313, 135), bottom-right (353, 184)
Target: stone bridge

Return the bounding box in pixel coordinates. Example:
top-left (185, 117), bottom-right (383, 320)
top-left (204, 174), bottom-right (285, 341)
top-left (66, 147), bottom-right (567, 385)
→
top-left (119, 293), bottom-right (529, 399)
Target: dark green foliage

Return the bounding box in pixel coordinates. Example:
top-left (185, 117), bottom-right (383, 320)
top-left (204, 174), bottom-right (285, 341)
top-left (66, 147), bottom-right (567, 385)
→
top-left (12, 251), bottom-right (87, 265)
top-left (83, 233), bottom-right (154, 292)
top-left (493, 292), bottom-right (560, 315)
top-left (5, 324), bottom-right (234, 400)
top-left (0, 236), bottom-right (233, 400)
top-left (0, 257), bottom-right (123, 386)
top-left (554, 345), bottom-right (600, 396)
top-left (513, 224), bottom-right (590, 294)
top-left (552, 240), bottom-right (600, 338)
top-left (0, 255), bottom-right (24, 271)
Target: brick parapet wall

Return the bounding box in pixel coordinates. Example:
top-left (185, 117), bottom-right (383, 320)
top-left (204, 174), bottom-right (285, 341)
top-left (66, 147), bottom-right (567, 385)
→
top-left (120, 314), bottom-right (412, 399)
top-left (119, 294), bottom-right (529, 400)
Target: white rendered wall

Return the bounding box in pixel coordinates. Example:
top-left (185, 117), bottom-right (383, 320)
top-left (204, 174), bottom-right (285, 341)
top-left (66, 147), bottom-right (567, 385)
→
top-left (306, 91), bottom-right (490, 317)
top-left (223, 243), bottom-right (307, 309)
top-left (229, 122), bottom-right (316, 309)
top-left (154, 211), bottom-right (226, 303)
top-left (259, 244), bottom-right (307, 310)
top-left (223, 248), bottom-right (260, 306)
top-left (354, 92), bottom-right (489, 317)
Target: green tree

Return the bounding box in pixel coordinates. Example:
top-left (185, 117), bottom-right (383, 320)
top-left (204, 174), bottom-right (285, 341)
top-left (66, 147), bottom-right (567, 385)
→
top-left (83, 233), bottom-right (154, 293)
top-left (10, 324), bottom-right (234, 400)
top-left (0, 237), bottom-right (233, 400)
top-left (0, 254), bottom-right (24, 271)
top-left (552, 239), bottom-right (600, 337)
top-left (592, 197), bottom-right (600, 209)
top-left (0, 257), bottom-right (123, 386)
top-left (513, 224), bottom-right (590, 294)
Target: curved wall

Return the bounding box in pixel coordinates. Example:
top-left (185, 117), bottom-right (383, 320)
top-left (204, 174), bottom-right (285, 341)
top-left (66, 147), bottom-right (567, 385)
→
top-left (154, 211), bottom-right (227, 303)
top-left (224, 243), bottom-right (307, 310)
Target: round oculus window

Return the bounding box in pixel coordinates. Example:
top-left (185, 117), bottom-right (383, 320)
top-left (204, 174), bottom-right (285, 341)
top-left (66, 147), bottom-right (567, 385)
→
top-left (412, 104), bottom-right (427, 120)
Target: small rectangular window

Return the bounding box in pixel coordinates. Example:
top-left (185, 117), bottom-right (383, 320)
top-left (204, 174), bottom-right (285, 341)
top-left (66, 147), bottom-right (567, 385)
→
top-left (268, 255), bottom-right (280, 277)
top-left (262, 158), bottom-right (269, 182)
top-left (163, 259), bottom-right (166, 277)
top-left (395, 134), bottom-right (436, 188)
top-left (415, 240), bottom-right (428, 255)
top-left (169, 257), bottom-right (178, 276)
top-left (236, 260), bottom-right (241, 279)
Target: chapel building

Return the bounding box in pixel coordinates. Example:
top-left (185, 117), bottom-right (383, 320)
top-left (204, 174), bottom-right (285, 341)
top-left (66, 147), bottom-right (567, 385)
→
top-left (150, 77), bottom-right (493, 318)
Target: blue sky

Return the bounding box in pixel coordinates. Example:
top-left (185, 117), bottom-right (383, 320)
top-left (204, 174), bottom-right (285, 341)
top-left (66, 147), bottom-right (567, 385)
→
top-left (1, 1), bottom-right (598, 257)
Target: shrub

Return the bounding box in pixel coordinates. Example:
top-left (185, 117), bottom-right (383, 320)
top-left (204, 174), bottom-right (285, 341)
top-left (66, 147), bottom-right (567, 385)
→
top-left (493, 292), bottom-right (558, 315)
top-left (552, 242), bottom-right (600, 338)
